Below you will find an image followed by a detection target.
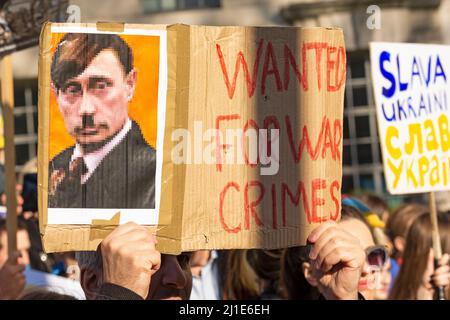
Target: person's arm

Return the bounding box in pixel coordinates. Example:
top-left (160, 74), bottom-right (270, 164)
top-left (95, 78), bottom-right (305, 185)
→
top-left (307, 221), bottom-right (366, 300)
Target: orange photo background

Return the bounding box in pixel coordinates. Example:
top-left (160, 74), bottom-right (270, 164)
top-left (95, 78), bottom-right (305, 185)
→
top-left (49, 33), bottom-right (160, 160)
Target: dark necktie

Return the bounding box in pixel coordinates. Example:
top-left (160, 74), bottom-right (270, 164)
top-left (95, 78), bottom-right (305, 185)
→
top-left (68, 157), bottom-right (88, 183)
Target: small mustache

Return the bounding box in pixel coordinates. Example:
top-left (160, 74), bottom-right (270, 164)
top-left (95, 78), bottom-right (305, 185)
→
top-left (82, 115), bottom-right (95, 128)
top-left (74, 115), bottom-right (109, 132)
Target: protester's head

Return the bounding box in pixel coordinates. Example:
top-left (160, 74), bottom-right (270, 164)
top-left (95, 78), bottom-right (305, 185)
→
top-left (222, 249), bottom-right (281, 300)
top-left (248, 249), bottom-right (282, 299)
top-left (357, 193), bottom-right (390, 223)
top-left (385, 203), bottom-right (428, 260)
top-left (280, 246), bottom-right (320, 300)
top-left (51, 33), bottom-right (136, 151)
top-left (335, 205), bottom-right (387, 300)
top-left (280, 205), bottom-right (387, 300)
top-left (76, 250), bottom-right (192, 300)
top-left (343, 196), bottom-right (391, 248)
top-left (343, 196), bottom-right (392, 299)
top-left (0, 219), bottom-right (30, 267)
top-left (389, 212), bottom-right (450, 300)
top-left (149, 254), bottom-right (193, 300)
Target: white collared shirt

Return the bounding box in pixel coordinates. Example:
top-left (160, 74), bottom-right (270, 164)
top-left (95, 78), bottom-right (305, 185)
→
top-left (189, 250), bottom-right (221, 300)
top-left (71, 118), bottom-right (132, 184)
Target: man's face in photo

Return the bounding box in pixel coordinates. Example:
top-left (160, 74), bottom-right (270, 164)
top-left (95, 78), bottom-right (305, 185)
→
top-left (54, 48), bottom-right (136, 148)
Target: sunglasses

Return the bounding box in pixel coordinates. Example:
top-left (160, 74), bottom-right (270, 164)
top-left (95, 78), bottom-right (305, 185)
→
top-left (366, 245), bottom-right (389, 268)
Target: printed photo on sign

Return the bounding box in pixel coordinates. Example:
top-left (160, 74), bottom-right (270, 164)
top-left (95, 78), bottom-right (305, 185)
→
top-left (46, 26), bottom-right (167, 224)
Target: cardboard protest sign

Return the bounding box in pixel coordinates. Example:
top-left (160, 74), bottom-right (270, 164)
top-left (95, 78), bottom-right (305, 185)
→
top-left (39, 23), bottom-right (346, 253)
top-left (371, 42), bottom-right (450, 194)
top-left (0, 0), bottom-right (68, 57)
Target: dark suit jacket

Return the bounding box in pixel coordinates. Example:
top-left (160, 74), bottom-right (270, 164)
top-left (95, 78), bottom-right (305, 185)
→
top-left (48, 121), bottom-right (156, 209)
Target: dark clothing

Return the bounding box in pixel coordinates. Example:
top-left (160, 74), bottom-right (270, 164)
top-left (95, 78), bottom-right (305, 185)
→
top-left (21, 216), bottom-right (51, 272)
top-left (317, 292), bottom-right (366, 300)
top-left (96, 283), bottom-right (143, 300)
top-left (48, 121), bottom-right (156, 208)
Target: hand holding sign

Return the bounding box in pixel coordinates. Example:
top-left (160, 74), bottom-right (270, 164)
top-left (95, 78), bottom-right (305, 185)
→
top-left (100, 222), bottom-right (160, 299)
top-left (419, 251), bottom-right (450, 299)
top-left (307, 221), bottom-right (365, 300)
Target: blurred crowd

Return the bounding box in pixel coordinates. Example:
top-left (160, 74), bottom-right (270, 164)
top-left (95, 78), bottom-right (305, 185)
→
top-left (0, 157), bottom-right (449, 300)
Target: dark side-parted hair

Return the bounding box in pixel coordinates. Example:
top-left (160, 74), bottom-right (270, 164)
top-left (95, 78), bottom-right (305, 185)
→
top-left (51, 33), bottom-right (134, 91)
top-left (222, 249), bottom-right (282, 300)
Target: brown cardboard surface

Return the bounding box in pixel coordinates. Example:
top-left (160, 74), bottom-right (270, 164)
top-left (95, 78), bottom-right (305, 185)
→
top-left (154, 24), bottom-right (190, 254)
top-left (39, 23), bottom-right (345, 254)
top-left (176, 26), bottom-right (345, 251)
top-left (38, 21), bottom-right (52, 248)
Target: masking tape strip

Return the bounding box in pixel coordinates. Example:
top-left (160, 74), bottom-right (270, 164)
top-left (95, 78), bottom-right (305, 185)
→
top-left (96, 22), bottom-right (125, 33)
top-left (89, 211), bottom-right (121, 242)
